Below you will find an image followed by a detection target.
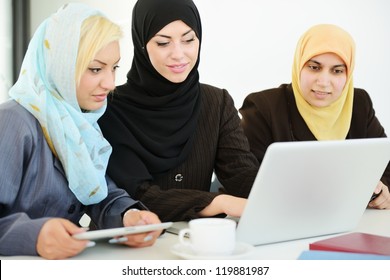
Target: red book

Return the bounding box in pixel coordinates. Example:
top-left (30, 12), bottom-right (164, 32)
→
top-left (309, 232), bottom-right (390, 256)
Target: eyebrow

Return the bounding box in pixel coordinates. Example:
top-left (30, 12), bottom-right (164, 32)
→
top-left (92, 58), bottom-right (121, 65)
top-left (154, 29), bottom-right (194, 39)
top-left (308, 59), bottom-right (346, 68)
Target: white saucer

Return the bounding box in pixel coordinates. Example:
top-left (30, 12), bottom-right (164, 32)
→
top-left (170, 242), bottom-right (254, 260)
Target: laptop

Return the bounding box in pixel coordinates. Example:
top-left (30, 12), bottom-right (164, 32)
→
top-left (236, 138), bottom-right (390, 246)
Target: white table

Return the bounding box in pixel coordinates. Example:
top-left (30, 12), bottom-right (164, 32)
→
top-left (1, 209), bottom-right (390, 260)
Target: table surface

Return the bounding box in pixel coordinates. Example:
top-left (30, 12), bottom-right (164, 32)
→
top-left (1, 209), bottom-right (389, 260)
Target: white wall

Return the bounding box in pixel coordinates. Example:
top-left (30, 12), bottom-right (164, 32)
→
top-left (30, 0), bottom-right (390, 133)
top-left (0, 0), bottom-right (12, 103)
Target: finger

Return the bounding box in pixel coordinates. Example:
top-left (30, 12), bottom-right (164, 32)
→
top-left (123, 211), bottom-right (147, 227)
top-left (374, 184), bottom-right (382, 193)
top-left (59, 219), bottom-right (88, 236)
top-left (125, 237), bottom-right (157, 248)
top-left (370, 193), bottom-right (389, 209)
top-left (139, 211), bottom-right (161, 224)
top-left (122, 231), bottom-right (159, 247)
top-left (42, 241), bottom-right (88, 260)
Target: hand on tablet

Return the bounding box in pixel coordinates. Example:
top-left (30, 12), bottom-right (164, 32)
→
top-left (37, 218), bottom-right (93, 260)
top-left (120, 210), bottom-right (162, 248)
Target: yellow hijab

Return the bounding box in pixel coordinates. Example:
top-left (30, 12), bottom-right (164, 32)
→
top-left (291, 24), bottom-right (355, 140)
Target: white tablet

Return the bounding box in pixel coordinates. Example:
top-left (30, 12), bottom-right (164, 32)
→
top-left (73, 222), bottom-right (173, 240)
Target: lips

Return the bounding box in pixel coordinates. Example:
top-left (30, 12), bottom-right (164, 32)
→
top-left (168, 63), bottom-right (188, 73)
top-left (311, 90), bottom-right (332, 100)
top-left (93, 94), bottom-right (108, 102)
top-left (312, 90), bottom-right (330, 95)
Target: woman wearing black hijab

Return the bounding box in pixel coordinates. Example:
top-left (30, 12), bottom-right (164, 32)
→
top-left (99, 0), bottom-right (259, 222)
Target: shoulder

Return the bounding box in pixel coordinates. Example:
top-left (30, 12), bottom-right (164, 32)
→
top-left (199, 83), bottom-right (234, 105)
top-left (242, 84), bottom-right (290, 108)
top-left (0, 100), bottom-right (36, 120)
top-left (0, 100), bottom-right (40, 135)
top-left (200, 83), bottom-right (228, 97)
top-left (198, 83), bottom-right (239, 124)
top-left (199, 83), bottom-right (222, 92)
top-left (353, 88), bottom-right (371, 100)
top-left (353, 88), bottom-right (374, 108)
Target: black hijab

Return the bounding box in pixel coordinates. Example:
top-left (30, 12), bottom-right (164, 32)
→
top-left (98, 0), bottom-right (202, 196)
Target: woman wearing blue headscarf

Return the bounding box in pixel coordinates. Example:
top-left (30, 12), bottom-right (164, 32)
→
top-left (0, 3), bottom-right (161, 259)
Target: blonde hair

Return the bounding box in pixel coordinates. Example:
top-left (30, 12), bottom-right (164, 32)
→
top-left (75, 15), bottom-right (123, 85)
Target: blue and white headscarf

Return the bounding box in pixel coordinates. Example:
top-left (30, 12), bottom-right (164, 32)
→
top-left (9, 3), bottom-right (112, 205)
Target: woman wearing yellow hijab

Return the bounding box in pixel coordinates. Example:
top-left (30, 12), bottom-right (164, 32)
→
top-left (240, 24), bottom-right (390, 209)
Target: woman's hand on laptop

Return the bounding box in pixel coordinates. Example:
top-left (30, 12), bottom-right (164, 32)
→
top-left (199, 194), bottom-right (247, 217)
top-left (368, 181), bottom-right (390, 209)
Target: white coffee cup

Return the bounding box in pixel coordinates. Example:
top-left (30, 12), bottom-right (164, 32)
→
top-left (178, 218), bottom-right (236, 256)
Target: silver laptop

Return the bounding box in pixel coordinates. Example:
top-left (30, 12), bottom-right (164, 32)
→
top-left (236, 138), bottom-right (390, 246)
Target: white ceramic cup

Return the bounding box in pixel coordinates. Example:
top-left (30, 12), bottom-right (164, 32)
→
top-left (178, 218), bottom-right (236, 256)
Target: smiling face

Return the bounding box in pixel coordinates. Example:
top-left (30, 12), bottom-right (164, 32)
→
top-left (299, 52), bottom-right (347, 108)
top-left (76, 41), bottom-right (120, 111)
top-left (146, 20), bottom-right (199, 83)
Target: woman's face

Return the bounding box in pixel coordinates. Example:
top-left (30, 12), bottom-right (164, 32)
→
top-left (76, 41), bottom-right (120, 111)
top-left (146, 20), bottom-right (199, 83)
top-left (299, 52), bottom-right (347, 108)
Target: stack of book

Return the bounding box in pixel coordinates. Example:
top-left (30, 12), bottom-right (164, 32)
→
top-left (298, 232), bottom-right (390, 260)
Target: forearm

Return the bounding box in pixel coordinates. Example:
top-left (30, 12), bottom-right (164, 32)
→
top-left (0, 213), bottom-right (49, 256)
top-left (198, 195), bottom-right (225, 217)
top-left (136, 183), bottom-right (217, 222)
top-left (198, 194), bottom-right (247, 218)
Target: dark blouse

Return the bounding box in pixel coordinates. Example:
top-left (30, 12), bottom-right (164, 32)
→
top-left (102, 84), bottom-right (259, 222)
